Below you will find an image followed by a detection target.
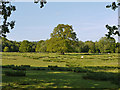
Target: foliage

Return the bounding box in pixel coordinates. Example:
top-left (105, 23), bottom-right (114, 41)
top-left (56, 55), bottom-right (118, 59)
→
top-left (35, 40), bottom-right (47, 52)
top-left (115, 42), bottom-right (120, 53)
top-left (46, 37), bottom-right (73, 54)
top-left (98, 37), bottom-right (116, 53)
top-left (50, 24), bottom-right (78, 41)
top-left (85, 41), bottom-right (95, 53)
top-left (73, 41), bottom-right (84, 53)
top-left (3, 46), bottom-right (9, 52)
top-left (105, 2), bottom-right (120, 38)
top-left (1, 37), bottom-right (120, 53)
top-left (34, 0), bottom-right (47, 8)
top-left (2, 37), bottom-right (20, 52)
top-left (19, 40), bottom-right (32, 52)
top-left (95, 41), bottom-right (100, 53)
top-left (46, 24), bottom-right (78, 54)
top-left (0, 2), bottom-right (16, 37)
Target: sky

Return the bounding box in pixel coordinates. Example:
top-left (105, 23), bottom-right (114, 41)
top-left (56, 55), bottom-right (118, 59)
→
top-left (6, 2), bottom-right (118, 42)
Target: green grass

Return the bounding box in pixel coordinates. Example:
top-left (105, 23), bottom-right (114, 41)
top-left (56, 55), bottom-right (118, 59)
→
top-left (2, 68), bottom-right (118, 89)
top-left (1, 52), bottom-right (119, 89)
top-left (2, 52), bottom-right (119, 68)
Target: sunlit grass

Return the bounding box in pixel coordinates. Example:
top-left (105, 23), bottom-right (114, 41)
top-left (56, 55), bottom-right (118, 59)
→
top-left (2, 69), bottom-right (118, 88)
top-left (1, 52), bottom-right (119, 88)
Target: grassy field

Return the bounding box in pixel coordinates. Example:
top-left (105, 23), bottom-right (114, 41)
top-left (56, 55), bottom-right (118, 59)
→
top-left (1, 52), bottom-right (119, 89)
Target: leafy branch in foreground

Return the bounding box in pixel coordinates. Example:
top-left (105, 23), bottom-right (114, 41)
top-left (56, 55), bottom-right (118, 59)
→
top-left (34, 0), bottom-right (47, 8)
top-left (0, 0), bottom-right (47, 37)
top-left (0, 1), bottom-right (16, 37)
top-left (105, 2), bottom-right (120, 38)
top-left (105, 25), bottom-right (120, 38)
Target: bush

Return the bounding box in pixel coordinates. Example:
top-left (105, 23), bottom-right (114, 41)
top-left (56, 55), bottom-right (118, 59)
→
top-left (4, 70), bottom-right (26, 76)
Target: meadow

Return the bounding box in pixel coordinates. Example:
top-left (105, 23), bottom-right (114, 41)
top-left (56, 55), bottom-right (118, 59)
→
top-left (1, 52), bottom-right (119, 89)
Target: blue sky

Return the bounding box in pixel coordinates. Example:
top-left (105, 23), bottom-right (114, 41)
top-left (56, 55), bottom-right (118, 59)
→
top-left (7, 2), bottom-right (118, 42)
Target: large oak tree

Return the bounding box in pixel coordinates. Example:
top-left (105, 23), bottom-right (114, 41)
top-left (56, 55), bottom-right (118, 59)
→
top-left (46, 24), bottom-right (78, 54)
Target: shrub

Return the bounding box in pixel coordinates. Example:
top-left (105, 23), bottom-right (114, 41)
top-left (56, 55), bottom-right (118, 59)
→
top-left (4, 70), bottom-right (26, 76)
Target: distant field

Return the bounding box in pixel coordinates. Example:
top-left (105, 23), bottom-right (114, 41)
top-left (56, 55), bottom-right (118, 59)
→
top-left (2, 52), bottom-right (119, 67)
top-left (1, 52), bottom-right (119, 89)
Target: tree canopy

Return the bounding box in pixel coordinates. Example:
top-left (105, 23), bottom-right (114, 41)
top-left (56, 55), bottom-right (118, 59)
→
top-left (19, 40), bottom-right (32, 52)
top-left (1, 36), bottom-right (119, 53)
top-left (98, 37), bottom-right (116, 53)
top-left (35, 40), bottom-right (47, 52)
top-left (46, 24), bottom-right (78, 54)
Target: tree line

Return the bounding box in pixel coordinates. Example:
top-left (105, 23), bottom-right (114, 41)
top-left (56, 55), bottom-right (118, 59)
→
top-left (1, 24), bottom-right (120, 54)
top-left (1, 36), bottom-right (120, 53)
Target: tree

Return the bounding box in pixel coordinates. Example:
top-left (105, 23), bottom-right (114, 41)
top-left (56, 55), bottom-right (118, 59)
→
top-left (115, 42), bottom-right (120, 53)
top-left (74, 41), bottom-right (84, 53)
top-left (19, 40), bottom-right (32, 52)
top-left (46, 24), bottom-right (78, 54)
top-left (105, 2), bottom-right (120, 38)
top-left (3, 46), bottom-right (9, 52)
top-left (1, 37), bottom-right (20, 52)
top-left (0, 37), bottom-right (2, 52)
top-left (95, 41), bottom-right (100, 53)
top-left (35, 40), bottom-right (47, 52)
top-left (98, 37), bottom-right (116, 53)
top-left (81, 44), bottom-right (89, 53)
top-left (85, 41), bottom-right (95, 53)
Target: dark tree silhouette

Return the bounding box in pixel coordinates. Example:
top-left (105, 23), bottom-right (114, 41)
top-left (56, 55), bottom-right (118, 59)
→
top-left (105, 2), bottom-right (120, 38)
top-left (0, 1), bottom-right (16, 37)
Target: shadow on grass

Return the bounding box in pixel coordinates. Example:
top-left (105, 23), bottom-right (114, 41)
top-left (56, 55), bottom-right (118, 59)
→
top-left (2, 65), bottom-right (119, 89)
